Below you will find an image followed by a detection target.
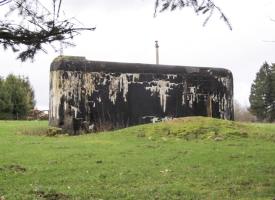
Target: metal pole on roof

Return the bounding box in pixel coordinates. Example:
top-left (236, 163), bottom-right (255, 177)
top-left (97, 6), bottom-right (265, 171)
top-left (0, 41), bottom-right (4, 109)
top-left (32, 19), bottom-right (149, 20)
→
top-left (155, 40), bottom-right (159, 65)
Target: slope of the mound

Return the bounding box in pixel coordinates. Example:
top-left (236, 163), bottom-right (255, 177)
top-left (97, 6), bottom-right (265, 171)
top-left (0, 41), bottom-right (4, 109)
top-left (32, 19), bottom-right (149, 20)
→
top-left (115, 116), bottom-right (275, 141)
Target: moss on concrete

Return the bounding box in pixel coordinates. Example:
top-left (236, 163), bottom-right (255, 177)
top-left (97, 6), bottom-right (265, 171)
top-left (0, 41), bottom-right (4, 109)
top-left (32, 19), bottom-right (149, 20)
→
top-left (53, 55), bottom-right (86, 62)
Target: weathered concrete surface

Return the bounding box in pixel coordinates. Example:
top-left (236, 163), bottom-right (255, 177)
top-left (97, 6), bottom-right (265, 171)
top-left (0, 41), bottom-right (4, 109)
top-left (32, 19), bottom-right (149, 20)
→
top-left (49, 56), bottom-right (234, 134)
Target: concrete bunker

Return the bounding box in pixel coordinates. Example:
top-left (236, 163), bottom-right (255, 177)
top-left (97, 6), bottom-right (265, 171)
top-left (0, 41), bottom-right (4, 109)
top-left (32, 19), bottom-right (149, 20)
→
top-left (49, 56), bottom-right (234, 134)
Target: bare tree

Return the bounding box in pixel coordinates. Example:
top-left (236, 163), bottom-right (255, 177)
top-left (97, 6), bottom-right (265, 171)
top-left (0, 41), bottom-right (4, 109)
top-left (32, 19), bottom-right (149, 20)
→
top-left (234, 100), bottom-right (256, 122)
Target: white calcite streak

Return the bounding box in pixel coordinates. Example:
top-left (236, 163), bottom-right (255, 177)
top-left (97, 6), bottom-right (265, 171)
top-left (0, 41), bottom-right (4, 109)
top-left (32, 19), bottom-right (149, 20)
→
top-left (145, 80), bottom-right (171, 112)
top-left (107, 73), bottom-right (141, 104)
top-left (49, 70), bottom-right (96, 120)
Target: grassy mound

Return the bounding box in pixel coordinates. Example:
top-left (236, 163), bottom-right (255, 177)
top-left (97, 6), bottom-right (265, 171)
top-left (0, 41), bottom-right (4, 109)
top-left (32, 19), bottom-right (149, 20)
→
top-left (119, 116), bottom-right (275, 141)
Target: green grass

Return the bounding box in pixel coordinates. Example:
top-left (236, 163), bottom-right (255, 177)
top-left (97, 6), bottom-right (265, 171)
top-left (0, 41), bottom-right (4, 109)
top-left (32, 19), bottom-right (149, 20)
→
top-left (1, 117), bottom-right (275, 199)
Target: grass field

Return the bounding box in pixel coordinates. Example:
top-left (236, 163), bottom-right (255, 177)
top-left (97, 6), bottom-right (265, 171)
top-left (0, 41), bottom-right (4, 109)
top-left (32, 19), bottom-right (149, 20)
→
top-left (1, 117), bottom-right (275, 200)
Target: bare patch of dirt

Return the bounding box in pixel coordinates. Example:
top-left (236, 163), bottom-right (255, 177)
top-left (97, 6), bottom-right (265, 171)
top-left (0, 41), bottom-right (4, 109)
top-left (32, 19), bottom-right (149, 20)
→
top-left (34, 190), bottom-right (69, 200)
top-left (3, 164), bottom-right (27, 173)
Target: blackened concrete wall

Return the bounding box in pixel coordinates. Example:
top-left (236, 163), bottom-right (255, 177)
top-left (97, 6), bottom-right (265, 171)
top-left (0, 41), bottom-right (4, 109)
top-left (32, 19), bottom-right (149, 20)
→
top-left (49, 56), bottom-right (234, 134)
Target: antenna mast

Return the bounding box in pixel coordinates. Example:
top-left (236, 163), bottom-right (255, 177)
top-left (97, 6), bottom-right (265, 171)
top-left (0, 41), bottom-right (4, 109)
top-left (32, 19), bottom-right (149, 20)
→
top-left (155, 40), bottom-right (159, 65)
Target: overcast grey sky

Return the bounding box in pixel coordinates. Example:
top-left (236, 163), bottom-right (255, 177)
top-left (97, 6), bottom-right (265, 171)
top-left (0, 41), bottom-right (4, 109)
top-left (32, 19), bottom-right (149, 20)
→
top-left (1, 0), bottom-right (275, 110)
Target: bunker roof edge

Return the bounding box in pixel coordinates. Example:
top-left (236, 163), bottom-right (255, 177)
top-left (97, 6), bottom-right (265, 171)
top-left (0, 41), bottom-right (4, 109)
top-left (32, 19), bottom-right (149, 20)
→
top-left (50, 55), bottom-right (232, 77)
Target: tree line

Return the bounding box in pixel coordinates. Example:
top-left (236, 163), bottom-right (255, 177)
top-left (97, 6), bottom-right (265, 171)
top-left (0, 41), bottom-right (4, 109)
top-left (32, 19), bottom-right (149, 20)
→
top-left (0, 74), bottom-right (35, 119)
top-left (249, 62), bottom-right (275, 122)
